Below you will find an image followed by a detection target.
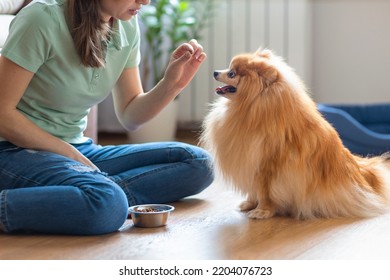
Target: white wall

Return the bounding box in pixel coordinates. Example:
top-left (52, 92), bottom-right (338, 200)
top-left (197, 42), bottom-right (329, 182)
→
top-left (311, 0), bottom-right (390, 104)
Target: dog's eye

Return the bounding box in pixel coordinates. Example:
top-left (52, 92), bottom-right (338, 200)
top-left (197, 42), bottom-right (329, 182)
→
top-left (227, 70), bottom-right (236, 79)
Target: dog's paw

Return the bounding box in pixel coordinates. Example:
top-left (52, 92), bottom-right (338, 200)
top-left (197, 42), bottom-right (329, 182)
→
top-left (239, 201), bottom-right (257, 212)
top-left (247, 208), bottom-right (275, 219)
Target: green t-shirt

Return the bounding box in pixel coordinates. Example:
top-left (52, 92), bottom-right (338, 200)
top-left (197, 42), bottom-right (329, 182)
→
top-left (0, 0), bottom-right (141, 143)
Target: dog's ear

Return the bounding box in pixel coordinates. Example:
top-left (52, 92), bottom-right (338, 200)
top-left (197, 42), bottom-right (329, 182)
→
top-left (257, 64), bottom-right (278, 86)
top-left (255, 48), bottom-right (273, 59)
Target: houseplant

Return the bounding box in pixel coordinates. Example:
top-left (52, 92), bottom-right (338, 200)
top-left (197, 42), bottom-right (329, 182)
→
top-left (128, 0), bottom-right (214, 143)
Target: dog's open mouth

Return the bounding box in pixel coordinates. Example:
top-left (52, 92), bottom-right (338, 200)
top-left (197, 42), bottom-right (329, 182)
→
top-left (216, 85), bottom-right (237, 94)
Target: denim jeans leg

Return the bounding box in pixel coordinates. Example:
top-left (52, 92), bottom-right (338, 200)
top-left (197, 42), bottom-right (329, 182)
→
top-left (0, 144), bottom-right (128, 235)
top-left (0, 140), bottom-right (214, 235)
top-left (76, 141), bottom-right (215, 205)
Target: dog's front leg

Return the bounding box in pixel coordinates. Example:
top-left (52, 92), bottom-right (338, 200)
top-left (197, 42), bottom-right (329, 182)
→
top-left (239, 194), bottom-right (258, 212)
top-left (247, 184), bottom-right (276, 219)
top-left (248, 202), bottom-right (276, 219)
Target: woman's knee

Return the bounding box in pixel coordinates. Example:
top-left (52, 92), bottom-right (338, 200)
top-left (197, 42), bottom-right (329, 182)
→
top-left (179, 144), bottom-right (215, 194)
top-left (80, 182), bottom-right (129, 235)
top-left (190, 157), bottom-right (215, 194)
top-left (171, 142), bottom-right (213, 164)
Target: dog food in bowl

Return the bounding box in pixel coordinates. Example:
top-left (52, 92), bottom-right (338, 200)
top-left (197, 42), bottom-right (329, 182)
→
top-left (135, 206), bottom-right (162, 213)
top-left (128, 204), bottom-right (175, 228)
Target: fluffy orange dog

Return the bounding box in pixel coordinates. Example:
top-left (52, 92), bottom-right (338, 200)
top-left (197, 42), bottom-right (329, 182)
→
top-left (201, 48), bottom-right (390, 219)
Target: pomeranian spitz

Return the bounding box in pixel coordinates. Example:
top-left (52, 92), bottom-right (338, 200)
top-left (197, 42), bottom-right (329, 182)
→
top-left (201, 48), bottom-right (390, 220)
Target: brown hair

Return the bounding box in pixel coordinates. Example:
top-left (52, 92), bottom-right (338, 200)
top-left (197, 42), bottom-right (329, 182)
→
top-left (66, 0), bottom-right (111, 68)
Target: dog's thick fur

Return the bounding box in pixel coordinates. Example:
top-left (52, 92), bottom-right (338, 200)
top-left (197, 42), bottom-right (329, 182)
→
top-left (201, 48), bottom-right (390, 219)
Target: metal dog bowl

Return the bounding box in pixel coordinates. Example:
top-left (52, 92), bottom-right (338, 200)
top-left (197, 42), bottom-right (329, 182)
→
top-left (128, 204), bottom-right (175, 228)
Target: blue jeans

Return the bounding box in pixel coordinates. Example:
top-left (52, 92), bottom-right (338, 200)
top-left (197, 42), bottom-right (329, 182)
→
top-left (0, 140), bottom-right (214, 235)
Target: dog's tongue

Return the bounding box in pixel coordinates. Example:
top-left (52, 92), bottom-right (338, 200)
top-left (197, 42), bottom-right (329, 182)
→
top-left (216, 85), bottom-right (236, 94)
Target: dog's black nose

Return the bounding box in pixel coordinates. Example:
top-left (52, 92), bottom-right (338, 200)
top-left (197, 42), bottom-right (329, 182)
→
top-left (213, 71), bottom-right (219, 78)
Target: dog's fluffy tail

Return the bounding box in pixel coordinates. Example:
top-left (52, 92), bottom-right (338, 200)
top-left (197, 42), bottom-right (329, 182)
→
top-left (298, 154), bottom-right (390, 219)
top-left (352, 155), bottom-right (390, 217)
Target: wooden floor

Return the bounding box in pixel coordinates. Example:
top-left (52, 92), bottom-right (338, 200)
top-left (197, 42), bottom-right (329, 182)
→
top-left (1, 132), bottom-right (390, 260)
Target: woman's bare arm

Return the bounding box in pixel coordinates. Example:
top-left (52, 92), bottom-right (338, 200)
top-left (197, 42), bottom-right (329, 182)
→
top-left (112, 39), bottom-right (206, 131)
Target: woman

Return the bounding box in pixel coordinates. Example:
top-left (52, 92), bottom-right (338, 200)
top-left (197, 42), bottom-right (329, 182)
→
top-left (0, 0), bottom-right (214, 235)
